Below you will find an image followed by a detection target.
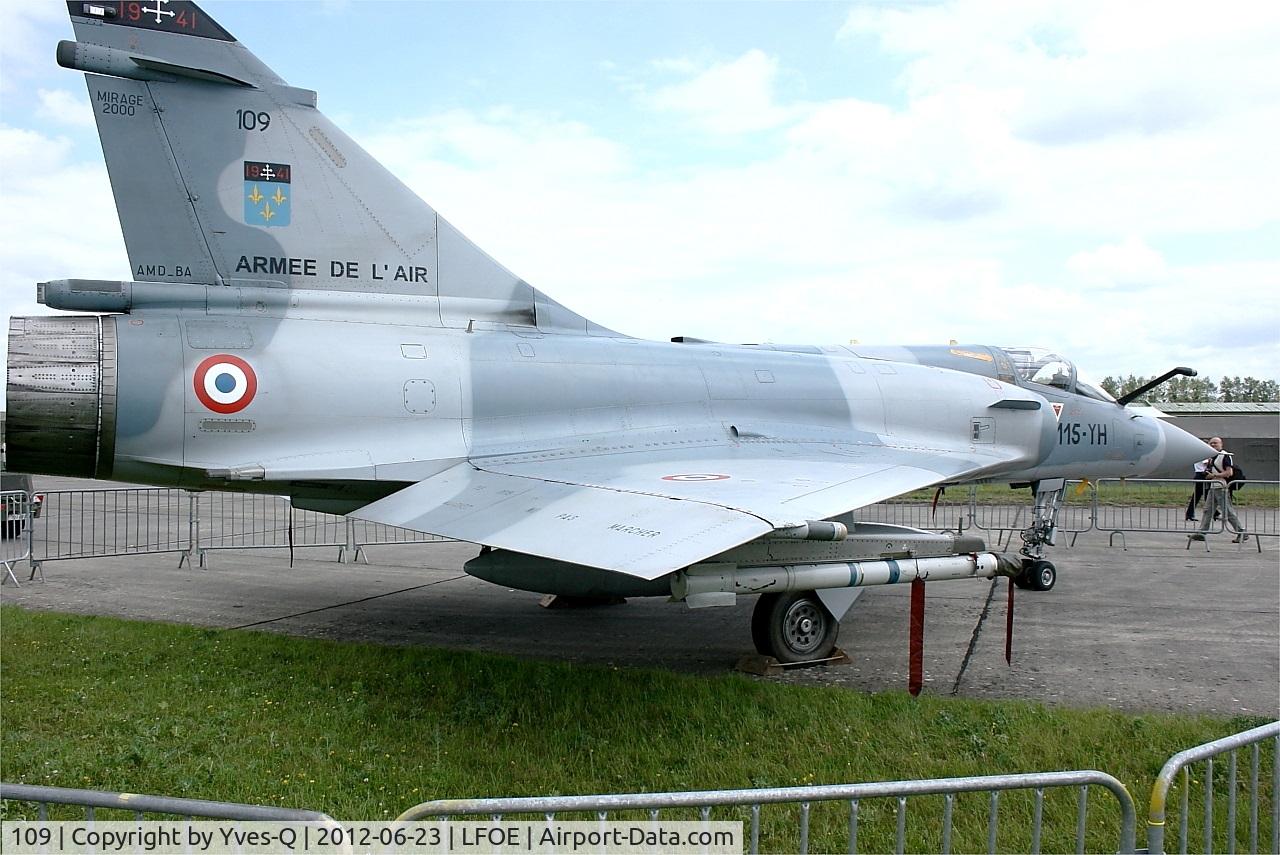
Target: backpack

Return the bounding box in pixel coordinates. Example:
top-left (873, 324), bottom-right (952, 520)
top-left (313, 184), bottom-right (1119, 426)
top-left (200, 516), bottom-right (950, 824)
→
top-left (1228, 459), bottom-right (1246, 491)
top-left (1210, 452), bottom-right (1245, 491)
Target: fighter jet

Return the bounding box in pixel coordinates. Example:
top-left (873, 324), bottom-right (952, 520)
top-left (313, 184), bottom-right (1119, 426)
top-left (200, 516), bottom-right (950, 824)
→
top-left (7, 1), bottom-right (1211, 664)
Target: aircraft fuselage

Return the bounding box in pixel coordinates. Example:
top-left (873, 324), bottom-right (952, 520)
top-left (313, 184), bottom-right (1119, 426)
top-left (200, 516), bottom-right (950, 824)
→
top-left (9, 284), bottom-right (1184, 509)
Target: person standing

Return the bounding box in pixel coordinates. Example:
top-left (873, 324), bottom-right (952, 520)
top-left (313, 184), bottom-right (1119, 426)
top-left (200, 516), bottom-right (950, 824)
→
top-left (1190, 437), bottom-right (1248, 542)
top-left (1185, 452), bottom-right (1209, 521)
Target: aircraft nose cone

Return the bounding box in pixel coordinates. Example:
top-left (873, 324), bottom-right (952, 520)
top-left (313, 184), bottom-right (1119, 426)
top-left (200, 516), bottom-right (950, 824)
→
top-left (1150, 420), bottom-right (1214, 479)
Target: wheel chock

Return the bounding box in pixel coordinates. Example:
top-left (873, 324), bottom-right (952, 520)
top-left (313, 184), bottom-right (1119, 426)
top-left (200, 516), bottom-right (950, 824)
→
top-left (734, 648), bottom-right (850, 675)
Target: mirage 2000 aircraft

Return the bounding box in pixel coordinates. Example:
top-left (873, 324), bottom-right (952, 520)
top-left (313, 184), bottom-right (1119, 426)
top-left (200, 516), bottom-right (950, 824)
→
top-left (7, 1), bottom-right (1211, 663)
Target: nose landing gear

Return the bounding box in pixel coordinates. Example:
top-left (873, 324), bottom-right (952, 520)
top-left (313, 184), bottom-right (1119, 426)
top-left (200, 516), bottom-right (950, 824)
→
top-left (1015, 478), bottom-right (1065, 592)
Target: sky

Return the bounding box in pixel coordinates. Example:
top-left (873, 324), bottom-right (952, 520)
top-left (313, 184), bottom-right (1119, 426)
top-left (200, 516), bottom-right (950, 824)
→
top-left (2, 0), bottom-right (1278, 402)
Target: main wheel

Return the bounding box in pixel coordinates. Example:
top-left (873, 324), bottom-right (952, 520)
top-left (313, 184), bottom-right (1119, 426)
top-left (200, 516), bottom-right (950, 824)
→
top-left (1024, 559), bottom-right (1056, 591)
top-left (752, 592), bottom-right (839, 663)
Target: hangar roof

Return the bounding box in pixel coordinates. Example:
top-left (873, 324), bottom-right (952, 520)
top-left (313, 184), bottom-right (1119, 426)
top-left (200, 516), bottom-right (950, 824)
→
top-left (1156, 402), bottom-right (1279, 415)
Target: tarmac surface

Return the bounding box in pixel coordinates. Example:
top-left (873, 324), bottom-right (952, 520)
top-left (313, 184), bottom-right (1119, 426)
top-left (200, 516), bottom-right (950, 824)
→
top-left (3, 477), bottom-right (1278, 718)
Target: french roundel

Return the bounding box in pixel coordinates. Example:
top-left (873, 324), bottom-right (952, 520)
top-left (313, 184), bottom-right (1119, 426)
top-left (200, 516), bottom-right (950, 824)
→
top-left (194, 354), bottom-right (258, 414)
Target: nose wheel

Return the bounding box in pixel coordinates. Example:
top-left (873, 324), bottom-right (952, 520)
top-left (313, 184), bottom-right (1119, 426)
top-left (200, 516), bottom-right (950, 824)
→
top-left (752, 592), bottom-right (840, 663)
top-left (1014, 558), bottom-right (1057, 591)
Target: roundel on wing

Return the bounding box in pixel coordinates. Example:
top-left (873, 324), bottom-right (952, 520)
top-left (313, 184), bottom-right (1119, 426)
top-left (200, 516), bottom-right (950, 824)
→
top-left (194, 354), bottom-right (258, 414)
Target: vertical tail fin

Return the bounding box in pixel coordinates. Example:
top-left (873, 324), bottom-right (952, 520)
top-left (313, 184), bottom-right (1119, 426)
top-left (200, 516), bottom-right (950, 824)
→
top-left (62, 1), bottom-right (586, 329)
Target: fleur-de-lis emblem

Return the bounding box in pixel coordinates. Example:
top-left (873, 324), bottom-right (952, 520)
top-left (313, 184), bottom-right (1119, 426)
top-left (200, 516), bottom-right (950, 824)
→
top-left (243, 161), bottom-right (292, 227)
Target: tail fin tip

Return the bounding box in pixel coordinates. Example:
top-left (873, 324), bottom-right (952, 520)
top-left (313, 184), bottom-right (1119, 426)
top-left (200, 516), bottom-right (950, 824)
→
top-left (68, 1), bottom-right (236, 43)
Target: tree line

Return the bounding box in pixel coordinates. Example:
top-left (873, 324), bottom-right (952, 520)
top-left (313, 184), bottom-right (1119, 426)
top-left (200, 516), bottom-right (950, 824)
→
top-left (1099, 375), bottom-right (1279, 403)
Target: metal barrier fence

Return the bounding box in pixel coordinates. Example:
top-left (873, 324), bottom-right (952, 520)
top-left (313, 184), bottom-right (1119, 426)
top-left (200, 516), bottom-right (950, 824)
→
top-left (28, 488), bottom-right (190, 573)
top-left (25, 488), bottom-right (450, 572)
top-left (192, 491), bottom-right (349, 565)
top-left (1095, 479), bottom-right (1277, 552)
top-left (967, 480), bottom-right (1096, 549)
top-left (958, 479), bottom-right (1277, 552)
top-left (5, 724), bottom-right (1276, 853)
top-left (1, 489), bottom-right (35, 585)
top-left (1147, 721), bottom-right (1280, 855)
top-left (0, 782), bottom-right (340, 827)
top-left (853, 489), bottom-right (971, 533)
top-left (16, 480), bottom-right (1276, 575)
top-left (396, 771), bottom-right (1138, 854)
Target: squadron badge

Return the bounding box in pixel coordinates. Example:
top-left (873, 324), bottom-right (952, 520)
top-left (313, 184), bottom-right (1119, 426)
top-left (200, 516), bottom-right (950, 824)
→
top-left (244, 161), bottom-right (291, 227)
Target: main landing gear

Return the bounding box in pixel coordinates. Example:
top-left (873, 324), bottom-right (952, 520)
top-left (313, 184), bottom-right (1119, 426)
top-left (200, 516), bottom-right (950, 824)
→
top-left (751, 591), bottom-right (840, 663)
top-left (1013, 478), bottom-right (1064, 592)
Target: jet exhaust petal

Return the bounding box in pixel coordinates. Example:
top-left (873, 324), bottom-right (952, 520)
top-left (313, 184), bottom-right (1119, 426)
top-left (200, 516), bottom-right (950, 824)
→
top-left (5, 316), bottom-right (115, 478)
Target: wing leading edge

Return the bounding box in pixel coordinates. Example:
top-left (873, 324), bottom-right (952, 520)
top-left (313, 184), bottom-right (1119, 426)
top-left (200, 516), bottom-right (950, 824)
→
top-left (351, 441), bottom-right (1018, 579)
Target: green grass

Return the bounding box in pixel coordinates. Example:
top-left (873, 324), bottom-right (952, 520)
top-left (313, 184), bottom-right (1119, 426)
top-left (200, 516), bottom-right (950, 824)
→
top-left (1, 606), bottom-right (1273, 853)
top-left (904, 481), bottom-right (1279, 508)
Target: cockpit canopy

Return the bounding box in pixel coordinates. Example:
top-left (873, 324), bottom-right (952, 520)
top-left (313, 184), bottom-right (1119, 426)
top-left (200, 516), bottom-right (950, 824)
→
top-left (999, 346), bottom-right (1116, 403)
top-left (750, 341), bottom-right (1120, 404)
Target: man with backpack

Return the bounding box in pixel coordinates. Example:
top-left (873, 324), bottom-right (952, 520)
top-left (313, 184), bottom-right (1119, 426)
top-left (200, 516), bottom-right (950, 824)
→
top-left (1189, 437), bottom-right (1249, 542)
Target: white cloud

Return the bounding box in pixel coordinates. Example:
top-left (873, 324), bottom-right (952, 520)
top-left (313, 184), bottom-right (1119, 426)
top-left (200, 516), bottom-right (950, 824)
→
top-left (363, 107), bottom-right (630, 180)
top-left (815, 0), bottom-right (1278, 379)
top-left (1066, 237), bottom-right (1169, 290)
top-left (843, 1), bottom-right (1280, 147)
top-left (0, 127), bottom-right (128, 378)
top-left (345, 64), bottom-right (1276, 380)
top-left (643, 50), bottom-right (800, 135)
top-left (36, 88), bottom-right (95, 128)
top-left (649, 57), bottom-right (699, 75)
top-left (0, 2), bottom-right (66, 94)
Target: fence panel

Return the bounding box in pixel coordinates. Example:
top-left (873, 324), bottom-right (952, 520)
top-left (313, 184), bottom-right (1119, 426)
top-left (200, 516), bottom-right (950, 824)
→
top-left (196, 491), bottom-right (300, 551)
top-left (0, 782), bottom-right (340, 828)
top-left (347, 517), bottom-right (452, 548)
top-left (966, 481), bottom-right (1095, 549)
top-left (20, 487), bottom-right (454, 571)
top-left (853, 488), bottom-right (971, 533)
top-left (397, 771), bottom-right (1137, 854)
top-left (2, 489), bottom-right (35, 584)
top-left (1147, 720), bottom-right (1280, 855)
top-left (1094, 479), bottom-right (1277, 548)
top-left (1232, 480), bottom-right (1280, 540)
top-left (192, 492), bottom-right (372, 566)
top-left (193, 493), bottom-right (451, 565)
top-left (28, 488), bottom-right (190, 573)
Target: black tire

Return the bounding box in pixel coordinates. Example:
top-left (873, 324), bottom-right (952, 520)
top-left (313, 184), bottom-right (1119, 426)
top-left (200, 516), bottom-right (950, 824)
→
top-left (1025, 559), bottom-right (1056, 592)
top-left (751, 592), bottom-right (839, 663)
top-left (1012, 567), bottom-right (1034, 590)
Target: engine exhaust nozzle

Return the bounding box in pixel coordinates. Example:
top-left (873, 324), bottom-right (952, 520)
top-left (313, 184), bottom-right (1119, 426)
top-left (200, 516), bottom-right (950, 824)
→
top-left (5, 316), bottom-right (116, 478)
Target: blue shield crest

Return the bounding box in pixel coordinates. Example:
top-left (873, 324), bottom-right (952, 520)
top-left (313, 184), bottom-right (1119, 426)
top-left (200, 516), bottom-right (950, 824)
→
top-left (243, 161), bottom-right (292, 227)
